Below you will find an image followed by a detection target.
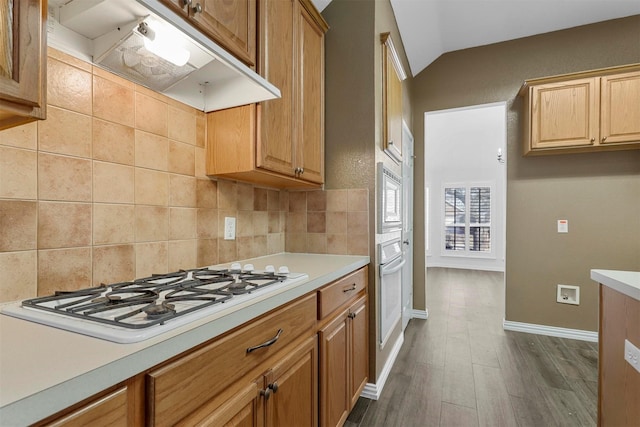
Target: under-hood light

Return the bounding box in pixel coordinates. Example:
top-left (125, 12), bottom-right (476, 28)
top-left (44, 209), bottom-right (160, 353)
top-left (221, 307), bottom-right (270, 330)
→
top-left (137, 21), bottom-right (190, 66)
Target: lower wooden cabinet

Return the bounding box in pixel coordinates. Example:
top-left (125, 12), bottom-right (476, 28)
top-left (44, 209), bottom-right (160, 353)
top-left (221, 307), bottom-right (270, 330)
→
top-left (319, 295), bottom-right (368, 427)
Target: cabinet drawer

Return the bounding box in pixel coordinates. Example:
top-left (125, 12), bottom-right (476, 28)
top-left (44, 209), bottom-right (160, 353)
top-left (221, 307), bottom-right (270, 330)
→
top-left (318, 267), bottom-right (367, 319)
top-left (147, 293), bottom-right (317, 426)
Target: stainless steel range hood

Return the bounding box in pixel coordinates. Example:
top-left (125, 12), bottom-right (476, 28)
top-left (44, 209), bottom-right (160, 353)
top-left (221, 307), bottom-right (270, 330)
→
top-left (47, 0), bottom-right (280, 112)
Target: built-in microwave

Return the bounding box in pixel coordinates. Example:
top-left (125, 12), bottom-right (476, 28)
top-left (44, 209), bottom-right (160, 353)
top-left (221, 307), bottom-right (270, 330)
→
top-left (377, 163), bottom-right (402, 233)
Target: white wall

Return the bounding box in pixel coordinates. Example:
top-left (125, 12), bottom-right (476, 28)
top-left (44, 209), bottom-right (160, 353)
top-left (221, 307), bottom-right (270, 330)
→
top-left (425, 102), bottom-right (506, 271)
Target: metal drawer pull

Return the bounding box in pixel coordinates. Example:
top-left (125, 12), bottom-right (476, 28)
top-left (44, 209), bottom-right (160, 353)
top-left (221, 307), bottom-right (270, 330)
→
top-left (246, 329), bottom-right (283, 353)
top-left (348, 312), bottom-right (356, 319)
top-left (260, 388), bottom-right (272, 400)
top-left (268, 382), bottom-right (279, 393)
top-left (343, 284), bottom-right (357, 293)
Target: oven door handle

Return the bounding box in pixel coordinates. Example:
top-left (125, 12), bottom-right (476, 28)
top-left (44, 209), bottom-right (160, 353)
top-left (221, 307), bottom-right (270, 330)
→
top-left (380, 257), bottom-right (406, 277)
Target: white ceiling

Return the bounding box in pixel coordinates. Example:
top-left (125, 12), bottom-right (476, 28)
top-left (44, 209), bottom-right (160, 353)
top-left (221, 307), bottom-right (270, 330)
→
top-left (312, 0), bottom-right (640, 77)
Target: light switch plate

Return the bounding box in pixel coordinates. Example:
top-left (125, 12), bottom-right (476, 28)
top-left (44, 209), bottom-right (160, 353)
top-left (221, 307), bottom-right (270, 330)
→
top-left (624, 339), bottom-right (640, 374)
top-left (557, 219), bottom-right (568, 233)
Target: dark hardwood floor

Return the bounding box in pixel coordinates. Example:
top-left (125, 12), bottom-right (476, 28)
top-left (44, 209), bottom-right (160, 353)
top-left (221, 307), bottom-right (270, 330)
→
top-left (346, 268), bottom-right (598, 427)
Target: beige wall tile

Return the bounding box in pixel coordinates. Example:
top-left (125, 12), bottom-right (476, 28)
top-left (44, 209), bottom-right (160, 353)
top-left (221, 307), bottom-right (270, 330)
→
top-left (307, 212), bottom-right (326, 233)
top-left (168, 106), bottom-right (196, 145)
top-left (169, 174), bottom-right (197, 207)
top-left (47, 58), bottom-right (92, 115)
top-left (93, 204), bottom-right (135, 245)
top-left (93, 244), bottom-right (135, 285)
top-left (307, 190), bottom-right (326, 211)
top-left (196, 178), bottom-right (217, 208)
top-left (93, 66), bottom-right (135, 89)
top-left (267, 233), bottom-right (284, 254)
top-left (38, 202), bottom-right (92, 249)
top-left (38, 106), bottom-right (92, 158)
top-left (195, 111), bottom-right (206, 148)
top-left (279, 191), bottom-right (289, 212)
top-left (194, 147), bottom-right (206, 178)
top-left (0, 121), bottom-right (37, 149)
top-left (218, 180), bottom-right (237, 210)
top-left (197, 239), bottom-right (218, 267)
top-left (0, 200), bottom-right (37, 251)
top-left (348, 189), bottom-right (368, 211)
top-left (286, 212), bottom-right (306, 233)
top-left (347, 234), bottom-right (368, 256)
top-left (0, 251), bottom-right (37, 302)
top-left (38, 153), bottom-right (92, 202)
top-left (136, 92), bottom-right (168, 137)
top-left (237, 236), bottom-right (254, 260)
top-left (253, 235), bottom-right (267, 257)
top-left (0, 146), bottom-right (37, 199)
top-left (326, 212), bottom-right (347, 234)
top-left (218, 239), bottom-right (237, 263)
top-left (268, 211), bottom-right (280, 233)
top-left (38, 247), bottom-right (92, 295)
top-left (307, 233), bottom-right (327, 254)
top-left (289, 192), bottom-right (306, 212)
top-left (135, 242), bottom-right (168, 278)
top-left (197, 209), bottom-right (217, 239)
top-left (48, 47), bottom-right (92, 72)
top-left (253, 211), bottom-right (268, 235)
top-left (93, 119), bottom-right (134, 165)
top-left (253, 188), bottom-right (268, 211)
top-left (237, 210), bottom-right (254, 237)
top-left (347, 211), bottom-right (369, 235)
top-left (327, 234), bottom-right (347, 255)
top-left (326, 189), bottom-right (348, 212)
top-left (169, 208), bottom-right (197, 240)
top-left (168, 140), bottom-right (195, 176)
top-left (135, 130), bottom-right (168, 171)
top-left (237, 183), bottom-right (254, 211)
top-left (93, 75), bottom-right (134, 127)
top-left (93, 161), bottom-right (135, 203)
top-left (285, 233), bottom-right (305, 253)
top-left (135, 205), bottom-right (169, 242)
top-left (267, 189), bottom-right (280, 212)
top-left (135, 169), bottom-right (169, 206)
top-left (168, 240), bottom-right (196, 271)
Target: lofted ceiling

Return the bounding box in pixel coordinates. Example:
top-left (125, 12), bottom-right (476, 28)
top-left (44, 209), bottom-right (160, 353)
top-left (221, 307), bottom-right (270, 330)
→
top-left (312, 0), bottom-right (640, 77)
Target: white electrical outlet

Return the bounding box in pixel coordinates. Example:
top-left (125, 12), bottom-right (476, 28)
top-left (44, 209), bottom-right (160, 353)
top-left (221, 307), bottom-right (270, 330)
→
top-left (224, 217), bottom-right (236, 240)
top-left (624, 339), bottom-right (640, 374)
top-left (556, 284), bottom-right (580, 305)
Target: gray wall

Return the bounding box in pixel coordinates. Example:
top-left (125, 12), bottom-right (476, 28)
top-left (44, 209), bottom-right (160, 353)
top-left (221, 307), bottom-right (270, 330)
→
top-left (411, 15), bottom-right (640, 331)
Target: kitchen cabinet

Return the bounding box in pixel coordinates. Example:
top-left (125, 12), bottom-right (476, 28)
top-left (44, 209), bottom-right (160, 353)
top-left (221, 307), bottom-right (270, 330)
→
top-left (317, 267), bottom-right (368, 427)
top-left (0, 0), bottom-right (47, 130)
top-left (158, 0), bottom-right (256, 66)
top-left (381, 32), bottom-right (406, 163)
top-left (206, 0), bottom-right (328, 189)
top-left (519, 64), bottom-right (640, 155)
top-left (35, 378), bottom-right (144, 427)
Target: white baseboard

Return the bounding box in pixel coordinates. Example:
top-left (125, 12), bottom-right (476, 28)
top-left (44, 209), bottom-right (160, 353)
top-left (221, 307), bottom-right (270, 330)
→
top-left (411, 309), bottom-right (428, 319)
top-left (503, 319), bottom-right (598, 342)
top-left (360, 333), bottom-right (404, 401)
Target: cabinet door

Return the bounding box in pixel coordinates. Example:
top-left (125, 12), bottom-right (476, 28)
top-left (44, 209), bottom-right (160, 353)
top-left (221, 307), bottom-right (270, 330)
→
top-left (265, 336), bottom-right (318, 427)
top-left (43, 388), bottom-right (129, 427)
top-left (295, 1), bottom-right (324, 184)
top-left (257, 0), bottom-right (296, 178)
top-left (530, 78), bottom-right (599, 150)
top-left (189, 0), bottom-right (257, 66)
top-left (349, 296), bottom-right (368, 408)
top-left (381, 33), bottom-right (403, 162)
top-left (0, 0), bottom-right (46, 130)
top-left (600, 71), bottom-right (640, 145)
top-left (319, 313), bottom-right (349, 427)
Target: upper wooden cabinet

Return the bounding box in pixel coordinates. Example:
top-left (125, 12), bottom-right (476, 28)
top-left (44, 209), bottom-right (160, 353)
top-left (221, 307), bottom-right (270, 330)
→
top-left (381, 33), bottom-right (406, 163)
top-left (520, 65), bottom-right (640, 155)
top-left (206, 0), bottom-right (328, 189)
top-left (159, 0), bottom-right (256, 66)
top-left (0, 0), bottom-right (47, 130)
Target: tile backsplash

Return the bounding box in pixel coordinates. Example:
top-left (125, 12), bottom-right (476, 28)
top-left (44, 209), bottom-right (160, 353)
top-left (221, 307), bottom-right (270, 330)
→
top-left (0, 48), bottom-right (369, 303)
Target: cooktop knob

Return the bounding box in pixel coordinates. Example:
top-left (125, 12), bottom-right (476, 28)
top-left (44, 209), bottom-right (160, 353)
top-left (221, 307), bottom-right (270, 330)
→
top-left (243, 264), bottom-right (254, 272)
top-left (278, 266), bottom-right (290, 274)
top-left (265, 265), bottom-right (275, 273)
top-left (230, 262), bottom-right (242, 272)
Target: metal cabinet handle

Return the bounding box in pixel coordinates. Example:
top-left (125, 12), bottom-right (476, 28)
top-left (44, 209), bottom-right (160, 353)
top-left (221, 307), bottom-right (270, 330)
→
top-left (602, 136), bottom-right (607, 142)
top-left (343, 284), bottom-right (357, 293)
top-left (299, 168), bottom-right (304, 175)
top-left (182, 0), bottom-right (191, 5)
top-left (260, 388), bottom-right (272, 400)
top-left (268, 382), bottom-right (279, 393)
top-left (388, 140), bottom-right (394, 145)
top-left (590, 137), bottom-right (595, 142)
top-left (246, 328), bottom-right (283, 353)
top-left (348, 312), bottom-right (356, 319)
top-left (192, 2), bottom-right (202, 13)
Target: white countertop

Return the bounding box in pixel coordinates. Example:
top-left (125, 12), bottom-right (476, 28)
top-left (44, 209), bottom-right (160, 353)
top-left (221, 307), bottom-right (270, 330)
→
top-left (0, 253), bottom-right (369, 426)
top-left (591, 269), bottom-right (640, 301)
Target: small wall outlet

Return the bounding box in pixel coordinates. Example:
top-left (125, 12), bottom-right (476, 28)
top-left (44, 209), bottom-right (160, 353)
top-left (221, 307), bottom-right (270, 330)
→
top-left (224, 217), bottom-right (236, 240)
top-left (624, 339), bottom-right (640, 374)
top-left (557, 284), bottom-right (580, 305)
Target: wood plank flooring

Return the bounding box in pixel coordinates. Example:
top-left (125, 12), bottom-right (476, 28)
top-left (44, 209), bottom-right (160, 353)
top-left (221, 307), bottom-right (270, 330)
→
top-left (345, 268), bottom-right (598, 427)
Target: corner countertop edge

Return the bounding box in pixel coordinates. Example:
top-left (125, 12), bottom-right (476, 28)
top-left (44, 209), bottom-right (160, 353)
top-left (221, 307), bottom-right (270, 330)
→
top-left (591, 269), bottom-right (640, 301)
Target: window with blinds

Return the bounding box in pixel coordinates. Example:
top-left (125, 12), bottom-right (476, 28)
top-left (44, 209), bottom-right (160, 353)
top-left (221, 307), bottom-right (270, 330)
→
top-left (443, 185), bottom-right (492, 254)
